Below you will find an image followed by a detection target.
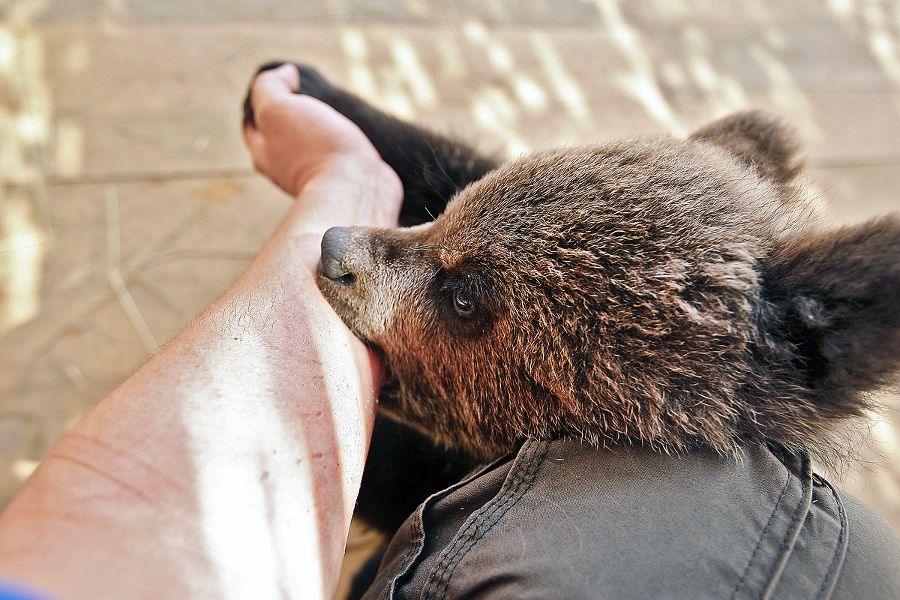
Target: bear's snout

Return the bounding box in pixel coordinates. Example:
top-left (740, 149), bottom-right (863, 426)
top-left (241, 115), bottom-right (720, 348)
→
top-left (320, 226), bottom-right (357, 286)
top-left (317, 224), bottom-right (415, 351)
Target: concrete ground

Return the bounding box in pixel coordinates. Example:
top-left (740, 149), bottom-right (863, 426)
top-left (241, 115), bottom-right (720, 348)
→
top-left (1, 0), bottom-right (899, 592)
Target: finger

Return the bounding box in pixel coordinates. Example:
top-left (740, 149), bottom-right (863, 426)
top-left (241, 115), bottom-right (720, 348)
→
top-left (274, 62), bottom-right (302, 92)
top-left (242, 122), bottom-right (268, 171)
top-left (242, 89), bottom-right (256, 128)
top-left (242, 119), bottom-right (259, 148)
top-left (249, 64), bottom-right (301, 121)
top-left (257, 63), bottom-right (301, 96)
top-left (244, 63), bottom-right (287, 127)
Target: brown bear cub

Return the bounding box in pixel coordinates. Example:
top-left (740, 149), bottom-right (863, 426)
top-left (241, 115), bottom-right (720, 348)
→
top-left (246, 64), bottom-right (900, 537)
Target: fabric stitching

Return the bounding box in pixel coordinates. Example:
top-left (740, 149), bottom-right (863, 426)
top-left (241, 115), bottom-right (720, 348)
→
top-left (423, 477), bottom-right (520, 597)
top-left (729, 471), bottom-right (792, 600)
top-left (421, 439), bottom-right (548, 600)
top-left (423, 472), bottom-right (525, 598)
top-left (814, 478), bottom-right (849, 600)
top-left (759, 452), bottom-right (813, 599)
top-left (386, 509), bottom-right (426, 599)
top-left (386, 454), bottom-right (512, 599)
top-left (406, 516), bottom-right (424, 566)
top-left (428, 442), bottom-right (544, 600)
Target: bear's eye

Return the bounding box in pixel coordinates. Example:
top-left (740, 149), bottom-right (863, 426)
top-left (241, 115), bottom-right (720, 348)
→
top-left (453, 290), bottom-right (475, 317)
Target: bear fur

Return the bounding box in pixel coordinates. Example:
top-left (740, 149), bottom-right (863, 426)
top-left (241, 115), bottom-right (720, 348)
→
top-left (246, 64), bottom-right (900, 532)
top-left (318, 133), bottom-right (900, 458)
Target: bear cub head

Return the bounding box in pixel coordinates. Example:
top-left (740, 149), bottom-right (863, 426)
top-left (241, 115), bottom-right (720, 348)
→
top-left (318, 111), bottom-right (900, 459)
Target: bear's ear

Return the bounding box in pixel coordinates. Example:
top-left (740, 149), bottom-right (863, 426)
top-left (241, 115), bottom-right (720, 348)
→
top-left (690, 111), bottom-right (802, 188)
top-left (761, 214), bottom-right (900, 416)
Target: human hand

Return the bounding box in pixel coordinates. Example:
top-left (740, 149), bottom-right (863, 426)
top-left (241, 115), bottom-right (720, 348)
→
top-left (243, 64), bottom-right (401, 226)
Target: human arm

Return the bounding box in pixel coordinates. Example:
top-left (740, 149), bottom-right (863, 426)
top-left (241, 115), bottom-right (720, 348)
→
top-left (0, 64), bottom-right (402, 600)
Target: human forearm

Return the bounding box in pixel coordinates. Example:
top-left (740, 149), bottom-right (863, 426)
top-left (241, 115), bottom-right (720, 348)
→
top-left (0, 161), bottom-right (400, 600)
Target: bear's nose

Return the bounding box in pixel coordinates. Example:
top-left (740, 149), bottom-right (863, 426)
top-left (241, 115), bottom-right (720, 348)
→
top-left (320, 226), bottom-right (356, 286)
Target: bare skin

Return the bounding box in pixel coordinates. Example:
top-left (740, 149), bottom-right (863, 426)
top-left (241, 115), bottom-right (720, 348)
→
top-left (0, 64), bottom-right (402, 600)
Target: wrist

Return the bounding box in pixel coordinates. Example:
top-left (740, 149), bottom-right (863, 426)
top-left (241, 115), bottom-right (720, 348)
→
top-left (293, 155), bottom-right (403, 230)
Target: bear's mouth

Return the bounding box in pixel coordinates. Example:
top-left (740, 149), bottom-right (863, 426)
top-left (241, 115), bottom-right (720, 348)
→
top-left (382, 364), bottom-right (400, 393)
top-left (371, 344), bottom-right (401, 403)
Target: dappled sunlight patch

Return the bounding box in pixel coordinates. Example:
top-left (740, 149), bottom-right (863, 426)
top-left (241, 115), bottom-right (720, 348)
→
top-left (0, 17), bottom-right (50, 334)
top-left (593, 0), bottom-right (683, 134)
top-left (340, 26), bottom-right (439, 119)
top-left (0, 196), bottom-right (44, 332)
